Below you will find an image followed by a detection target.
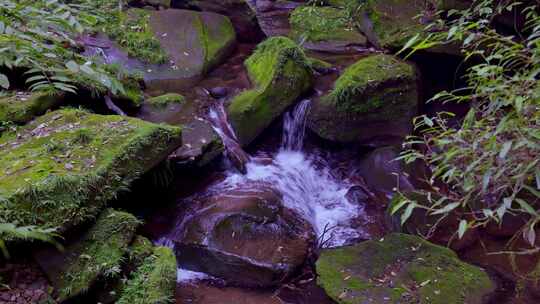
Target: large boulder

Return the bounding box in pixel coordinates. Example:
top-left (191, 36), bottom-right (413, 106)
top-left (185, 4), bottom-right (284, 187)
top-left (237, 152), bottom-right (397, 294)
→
top-left (146, 9), bottom-right (236, 91)
top-left (227, 37), bottom-right (313, 146)
top-left (316, 233), bottom-right (496, 304)
top-left (35, 209), bottom-right (139, 302)
top-left (289, 5), bottom-right (368, 53)
top-left (243, 0), bottom-right (303, 37)
top-left (176, 187), bottom-right (315, 287)
top-left (0, 109), bottom-right (182, 233)
top-left (0, 91), bottom-right (65, 124)
top-left (117, 246), bottom-right (177, 304)
top-left (308, 54), bottom-right (418, 146)
top-left (356, 0), bottom-right (437, 50)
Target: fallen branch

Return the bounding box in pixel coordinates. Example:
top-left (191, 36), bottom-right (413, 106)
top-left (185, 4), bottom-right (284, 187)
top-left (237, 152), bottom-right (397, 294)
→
top-left (104, 94), bottom-right (126, 116)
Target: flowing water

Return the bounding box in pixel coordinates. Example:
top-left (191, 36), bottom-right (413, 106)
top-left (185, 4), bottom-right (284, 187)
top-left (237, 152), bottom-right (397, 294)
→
top-left (218, 100), bottom-right (362, 247)
top-left (169, 99), bottom-right (367, 283)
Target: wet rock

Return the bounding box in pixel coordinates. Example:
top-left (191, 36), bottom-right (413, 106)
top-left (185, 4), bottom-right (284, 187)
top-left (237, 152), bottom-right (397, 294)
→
top-left (244, 0), bottom-right (303, 37)
top-left (316, 233), bottom-right (496, 304)
top-left (35, 209), bottom-right (139, 302)
top-left (176, 187), bottom-right (315, 287)
top-left (0, 109), bottom-right (182, 233)
top-left (137, 94), bottom-right (224, 168)
top-left (358, 146), bottom-right (414, 193)
top-left (227, 37), bottom-right (313, 146)
top-left (145, 9), bottom-right (236, 91)
top-left (289, 5), bottom-right (368, 53)
top-left (131, 0), bottom-right (171, 9)
top-left (170, 119), bottom-right (224, 167)
top-left (389, 192), bottom-right (479, 251)
top-left (308, 54), bottom-right (418, 147)
top-left (0, 91), bottom-right (65, 124)
top-left (208, 87), bottom-right (228, 99)
top-left (183, 0), bottom-right (265, 43)
top-left (117, 246), bottom-right (177, 304)
top-left (177, 282), bottom-right (282, 304)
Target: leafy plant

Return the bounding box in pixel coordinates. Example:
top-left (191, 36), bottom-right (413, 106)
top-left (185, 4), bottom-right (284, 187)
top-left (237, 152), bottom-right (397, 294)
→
top-left (394, 0), bottom-right (540, 249)
top-left (0, 0), bottom-right (129, 96)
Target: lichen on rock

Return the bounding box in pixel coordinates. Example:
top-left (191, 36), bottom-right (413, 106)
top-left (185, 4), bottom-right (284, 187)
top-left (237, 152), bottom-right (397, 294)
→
top-left (227, 36), bottom-right (313, 146)
top-left (316, 233), bottom-right (496, 304)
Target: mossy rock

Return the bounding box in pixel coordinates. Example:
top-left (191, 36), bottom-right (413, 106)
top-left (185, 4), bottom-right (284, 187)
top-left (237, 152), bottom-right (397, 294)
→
top-left (36, 209), bottom-right (139, 302)
top-left (146, 93), bottom-right (185, 108)
top-left (146, 9), bottom-right (236, 91)
top-left (357, 0), bottom-right (437, 50)
top-left (227, 36), bottom-right (313, 146)
top-left (0, 109), bottom-right (182, 233)
top-left (316, 233), bottom-right (496, 304)
top-left (96, 235), bottom-right (156, 304)
top-left (289, 5), bottom-right (367, 53)
top-left (117, 246), bottom-right (177, 304)
top-left (0, 91), bottom-right (65, 124)
top-left (308, 54), bottom-right (418, 146)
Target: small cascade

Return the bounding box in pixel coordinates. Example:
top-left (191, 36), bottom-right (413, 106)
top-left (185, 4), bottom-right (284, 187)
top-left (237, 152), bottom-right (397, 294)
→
top-left (219, 100), bottom-right (363, 247)
top-left (282, 99), bottom-right (311, 151)
top-left (208, 101), bottom-right (250, 173)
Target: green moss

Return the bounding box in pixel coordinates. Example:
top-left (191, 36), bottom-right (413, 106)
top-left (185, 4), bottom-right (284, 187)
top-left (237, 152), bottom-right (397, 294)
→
top-left (201, 14), bottom-right (236, 71)
top-left (117, 246), bottom-right (177, 304)
top-left (307, 57), bottom-right (333, 70)
top-left (316, 233), bottom-right (495, 304)
top-left (55, 209), bottom-right (140, 301)
top-left (290, 5), bottom-right (363, 43)
top-left (105, 8), bottom-right (168, 64)
top-left (147, 93), bottom-right (185, 108)
top-left (0, 92), bottom-right (65, 124)
top-left (0, 109), bottom-right (182, 233)
top-left (327, 54), bottom-right (415, 112)
top-left (227, 37), bottom-right (313, 146)
top-left (361, 0), bottom-right (430, 50)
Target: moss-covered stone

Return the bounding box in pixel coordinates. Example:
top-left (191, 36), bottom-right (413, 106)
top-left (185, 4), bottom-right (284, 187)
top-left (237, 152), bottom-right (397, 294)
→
top-left (146, 93), bottom-right (185, 108)
top-left (0, 109), bottom-right (182, 233)
top-left (358, 0), bottom-right (437, 50)
top-left (40, 209), bottom-right (140, 301)
top-left (96, 235), bottom-right (156, 304)
top-left (0, 91), bottom-right (65, 124)
top-left (117, 246), bottom-right (177, 304)
top-left (308, 54), bottom-right (418, 145)
top-left (106, 8), bottom-right (169, 64)
top-left (227, 37), bottom-right (313, 146)
top-left (145, 9), bottom-right (236, 91)
top-left (289, 5), bottom-right (367, 53)
top-left (316, 233), bottom-right (496, 304)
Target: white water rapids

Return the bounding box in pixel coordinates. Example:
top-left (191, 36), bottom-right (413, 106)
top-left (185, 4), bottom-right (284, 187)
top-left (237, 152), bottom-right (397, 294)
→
top-left (213, 99), bottom-right (362, 247)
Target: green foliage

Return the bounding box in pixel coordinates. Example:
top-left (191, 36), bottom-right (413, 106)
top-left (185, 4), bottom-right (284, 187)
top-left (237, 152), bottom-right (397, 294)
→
top-left (0, 0), bottom-right (127, 96)
top-left (117, 246), bottom-right (177, 304)
top-left (395, 1), bottom-right (540, 249)
top-left (75, 1), bottom-right (168, 64)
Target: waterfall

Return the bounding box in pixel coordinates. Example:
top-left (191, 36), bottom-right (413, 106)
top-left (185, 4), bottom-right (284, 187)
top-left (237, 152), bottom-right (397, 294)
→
top-left (208, 101), bottom-right (250, 173)
top-left (282, 99), bottom-right (311, 151)
top-left (218, 100), bottom-right (362, 247)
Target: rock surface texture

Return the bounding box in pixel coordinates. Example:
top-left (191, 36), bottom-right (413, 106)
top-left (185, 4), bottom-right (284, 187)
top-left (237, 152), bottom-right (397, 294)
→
top-left (176, 187), bottom-right (315, 287)
top-left (316, 233), bottom-right (496, 304)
